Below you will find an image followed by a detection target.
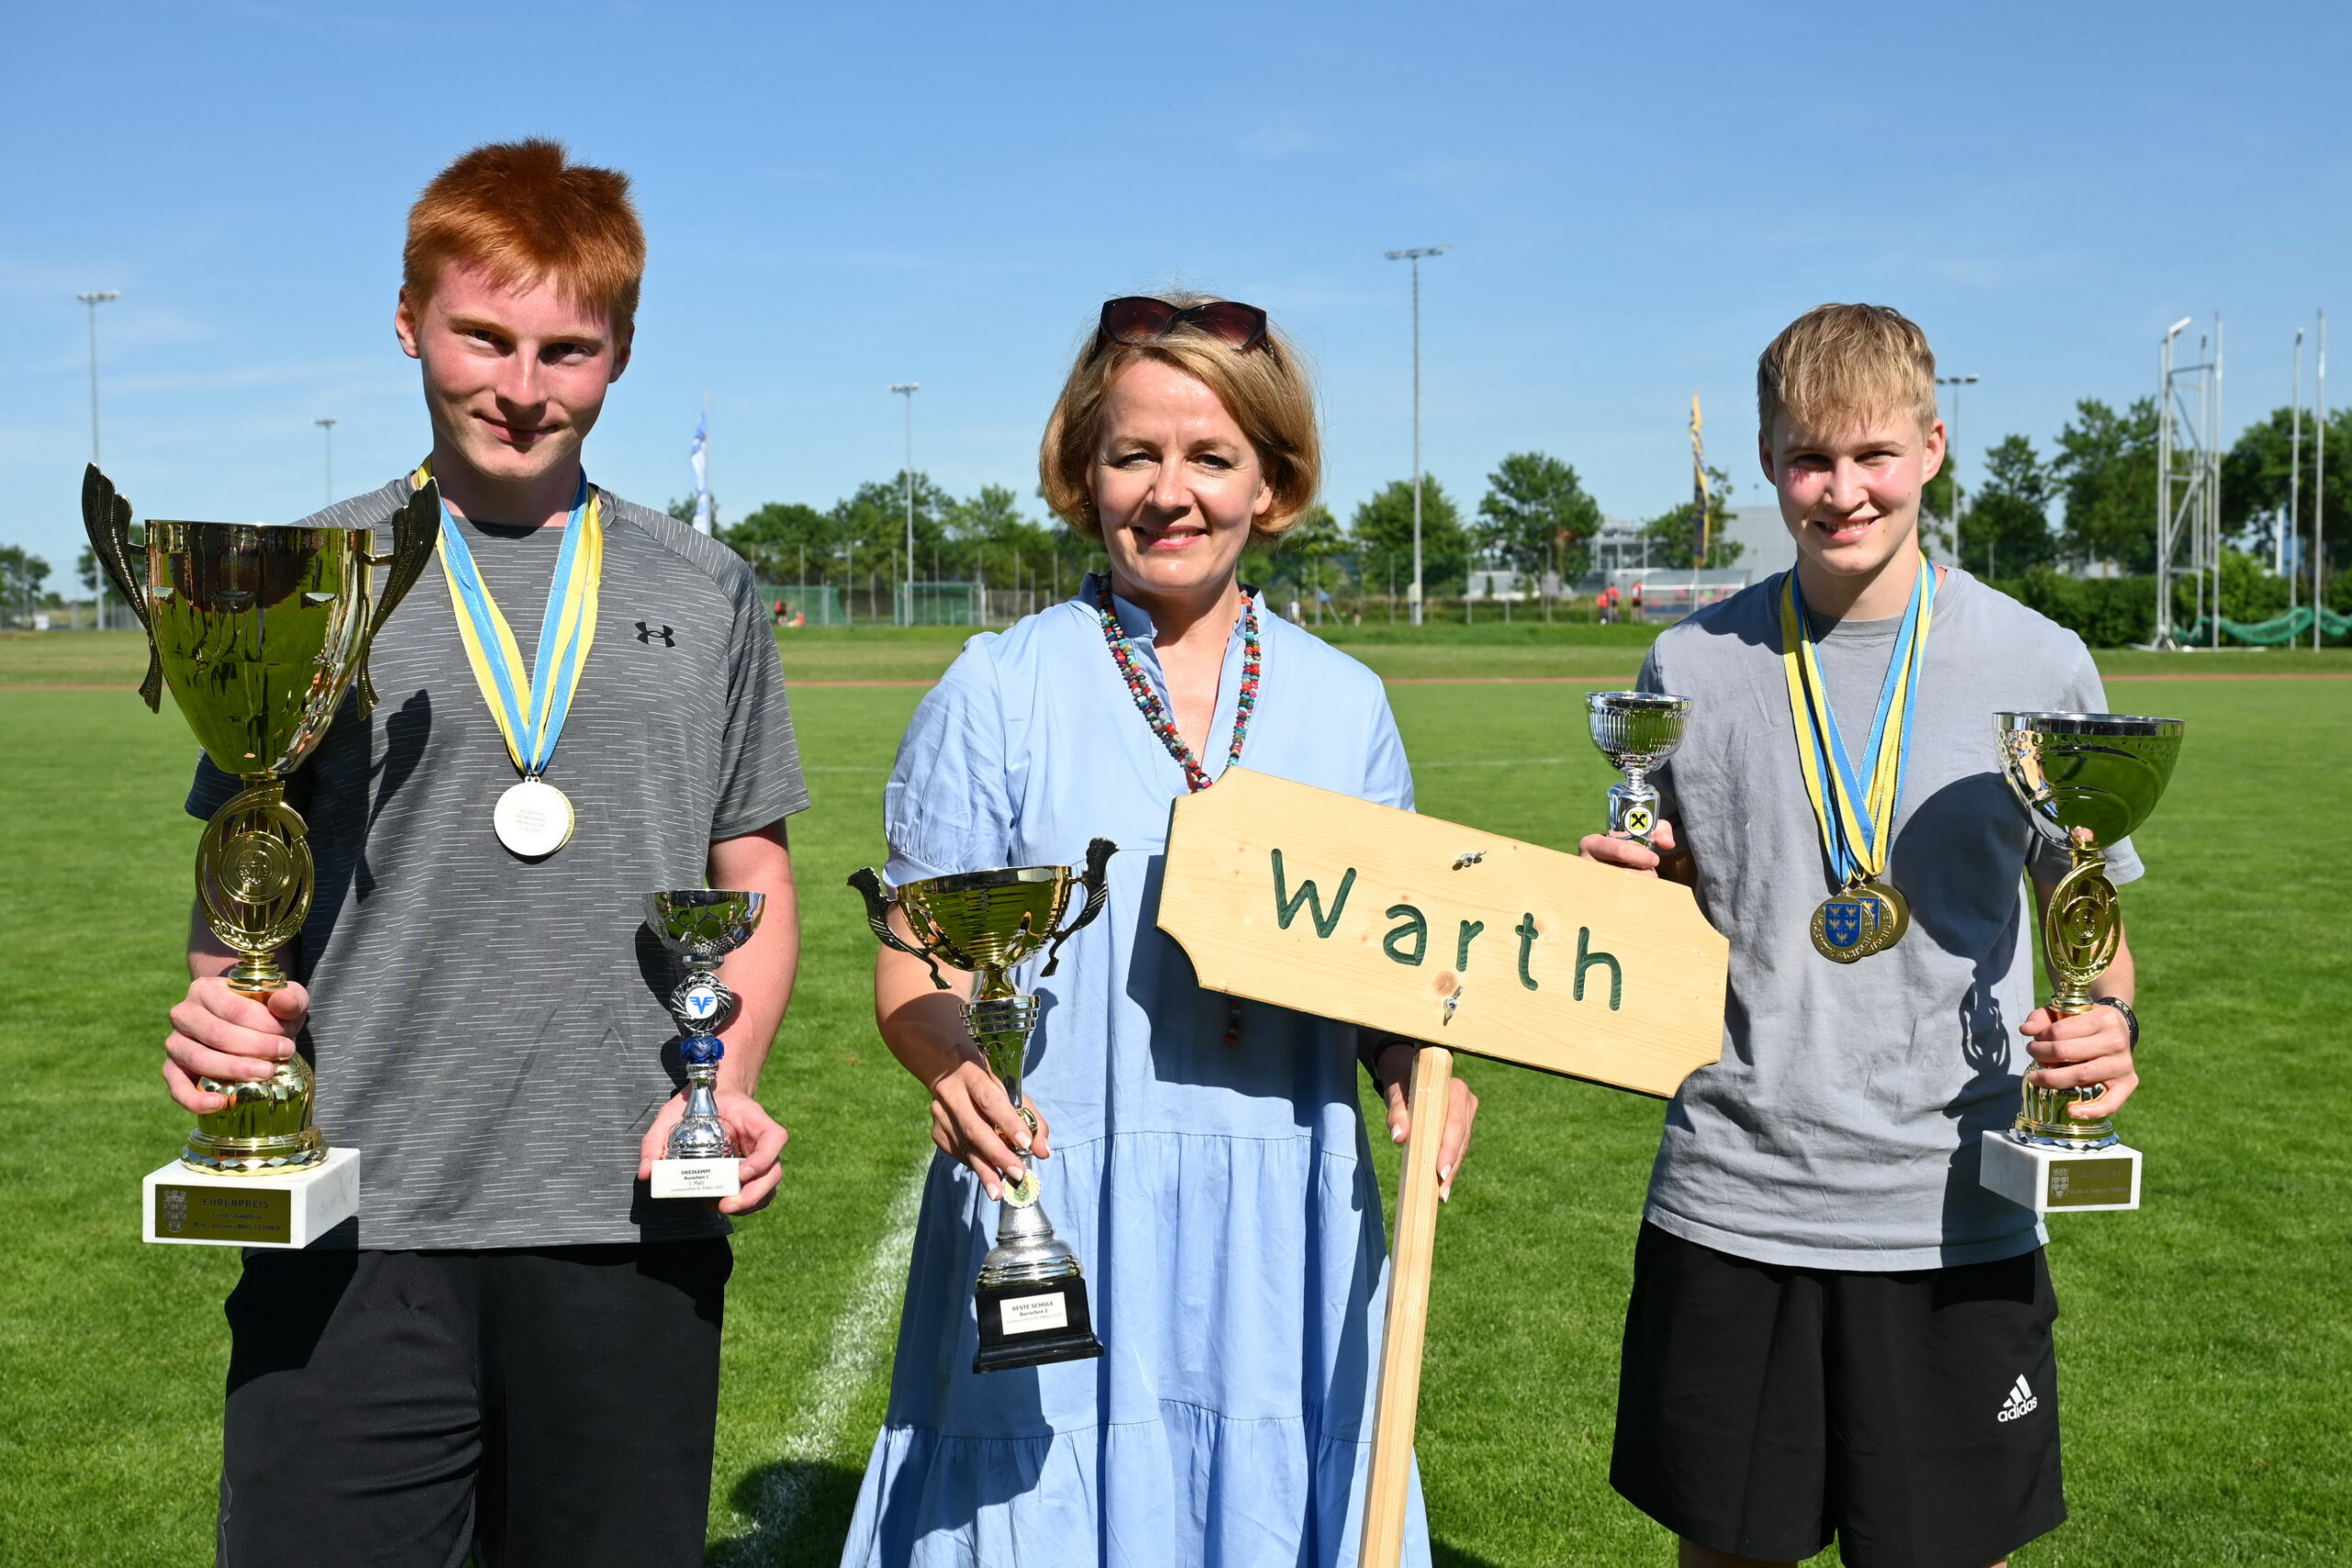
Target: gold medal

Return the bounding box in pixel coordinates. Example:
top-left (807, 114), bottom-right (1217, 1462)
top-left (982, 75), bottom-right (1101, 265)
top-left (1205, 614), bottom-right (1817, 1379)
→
top-left (1860, 876), bottom-right (1909, 953)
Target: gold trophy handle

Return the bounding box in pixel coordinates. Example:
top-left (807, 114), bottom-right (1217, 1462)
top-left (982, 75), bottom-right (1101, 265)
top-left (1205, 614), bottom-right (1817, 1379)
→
top-left (354, 479), bottom-right (442, 716)
top-left (79, 464), bottom-right (163, 712)
top-left (848, 867), bottom-right (950, 990)
top-left (1041, 838), bottom-right (1117, 977)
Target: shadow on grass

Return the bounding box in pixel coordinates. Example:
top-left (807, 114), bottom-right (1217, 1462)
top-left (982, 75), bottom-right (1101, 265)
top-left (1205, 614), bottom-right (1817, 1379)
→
top-left (706, 1460), bottom-right (866, 1568)
top-left (1432, 1540), bottom-right (1507, 1568)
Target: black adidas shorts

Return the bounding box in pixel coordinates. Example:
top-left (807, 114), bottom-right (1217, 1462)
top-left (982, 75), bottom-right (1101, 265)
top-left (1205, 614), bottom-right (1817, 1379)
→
top-left (1611, 1223), bottom-right (2065, 1568)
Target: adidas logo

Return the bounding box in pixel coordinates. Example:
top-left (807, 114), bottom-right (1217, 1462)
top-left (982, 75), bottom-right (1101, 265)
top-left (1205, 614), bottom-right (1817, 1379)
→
top-left (1996, 1374), bottom-right (2040, 1423)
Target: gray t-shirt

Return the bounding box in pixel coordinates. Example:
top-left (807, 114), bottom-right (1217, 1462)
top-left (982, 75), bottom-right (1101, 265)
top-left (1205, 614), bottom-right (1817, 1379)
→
top-left (1638, 567), bottom-right (2142, 1269)
top-left (189, 478), bottom-right (809, 1250)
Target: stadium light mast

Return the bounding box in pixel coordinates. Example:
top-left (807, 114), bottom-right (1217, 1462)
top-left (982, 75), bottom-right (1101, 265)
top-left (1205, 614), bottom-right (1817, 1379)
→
top-left (2316, 311), bottom-right (2327, 651)
top-left (891, 383), bottom-right (920, 626)
top-left (1385, 245), bottom-right (1450, 625)
top-left (77, 289), bottom-right (120, 629)
top-left (1936, 374), bottom-right (1978, 570)
top-left (2288, 329), bottom-right (2303, 608)
top-left (313, 417), bottom-right (337, 506)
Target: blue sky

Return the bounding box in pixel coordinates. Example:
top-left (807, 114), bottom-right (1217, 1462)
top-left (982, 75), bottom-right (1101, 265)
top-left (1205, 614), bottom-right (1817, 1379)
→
top-left (4, 0), bottom-right (2346, 580)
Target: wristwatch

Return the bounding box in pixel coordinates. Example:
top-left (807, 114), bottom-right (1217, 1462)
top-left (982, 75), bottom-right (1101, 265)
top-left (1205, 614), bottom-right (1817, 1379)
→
top-left (2093, 996), bottom-right (2139, 1049)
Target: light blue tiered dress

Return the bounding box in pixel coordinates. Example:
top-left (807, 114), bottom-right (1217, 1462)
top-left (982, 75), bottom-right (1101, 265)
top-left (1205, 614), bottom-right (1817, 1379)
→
top-left (840, 576), bottom-right (1431, 1568)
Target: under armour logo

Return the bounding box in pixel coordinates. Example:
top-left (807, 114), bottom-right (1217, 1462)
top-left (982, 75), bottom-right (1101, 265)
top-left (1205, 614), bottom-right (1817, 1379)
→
top-left (634, 622), bottom-right (675, 647)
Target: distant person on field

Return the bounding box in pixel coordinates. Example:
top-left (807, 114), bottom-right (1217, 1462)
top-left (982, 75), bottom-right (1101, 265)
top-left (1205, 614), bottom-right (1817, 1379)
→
top-left (842, 292), bottom-right (1478, 1566)
top-left (161, 140), bottom-right (808, 1568)
top-left (1583, 303), bottom-right (2142, 1568)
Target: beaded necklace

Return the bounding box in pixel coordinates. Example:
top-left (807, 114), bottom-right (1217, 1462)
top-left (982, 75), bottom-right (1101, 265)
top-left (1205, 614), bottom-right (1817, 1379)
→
top-left (1092, 581), bottom-right (1261, 795)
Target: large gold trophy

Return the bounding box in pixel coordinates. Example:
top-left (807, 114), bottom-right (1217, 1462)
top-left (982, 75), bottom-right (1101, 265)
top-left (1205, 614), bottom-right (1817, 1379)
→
top-left (84, 467), bottom-right (436, 1244)
top-left (850, 840), bottom-right (1114, 1371)
top-left (1979, 711), bottom-right (2184, 1213)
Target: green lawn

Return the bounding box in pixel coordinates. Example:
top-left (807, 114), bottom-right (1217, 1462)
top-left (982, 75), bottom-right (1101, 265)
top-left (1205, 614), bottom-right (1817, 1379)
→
top-left (0, 634), bottom-right (2345, 1566)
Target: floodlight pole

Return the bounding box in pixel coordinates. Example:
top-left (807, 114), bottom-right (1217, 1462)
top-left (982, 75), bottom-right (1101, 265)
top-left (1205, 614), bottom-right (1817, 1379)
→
top-left (1936, 375), bottom-right (1978, 570)
top-left (891, 383), bottom-right (920, 626)
top-left (1385, 245), bottom-right (1450, 625)
top-left (2288, 329), bottom-right (2303, 607)
top-left (78, 290), bottom-right (120, 630)
top-left (314, 418), bottom-right (337, 506)
top-left (2316, 312), bottom-right (2327, 651)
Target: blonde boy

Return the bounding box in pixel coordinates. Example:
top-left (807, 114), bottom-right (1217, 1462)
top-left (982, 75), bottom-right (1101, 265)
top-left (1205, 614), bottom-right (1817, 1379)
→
top-left (1583, 305), bottom-right (2143, 1568)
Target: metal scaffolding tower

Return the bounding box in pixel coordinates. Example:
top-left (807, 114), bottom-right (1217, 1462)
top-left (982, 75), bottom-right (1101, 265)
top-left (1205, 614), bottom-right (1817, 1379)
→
top-left (2154, 315), bottom-right (2222, 649)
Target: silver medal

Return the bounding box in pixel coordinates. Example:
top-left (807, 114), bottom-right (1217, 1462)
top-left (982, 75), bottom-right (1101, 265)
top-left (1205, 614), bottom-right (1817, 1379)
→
top-left (494, 778), bottom-right (574, 858)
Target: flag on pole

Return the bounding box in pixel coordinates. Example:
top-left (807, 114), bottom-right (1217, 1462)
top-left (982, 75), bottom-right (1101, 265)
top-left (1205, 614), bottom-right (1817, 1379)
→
top-left (689, 410), bottom-right (714, 535)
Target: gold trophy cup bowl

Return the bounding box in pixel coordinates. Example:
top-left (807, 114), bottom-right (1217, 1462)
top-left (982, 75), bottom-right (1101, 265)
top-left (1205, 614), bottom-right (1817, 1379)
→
top-left (85, 466), bottom-right (436, 1175)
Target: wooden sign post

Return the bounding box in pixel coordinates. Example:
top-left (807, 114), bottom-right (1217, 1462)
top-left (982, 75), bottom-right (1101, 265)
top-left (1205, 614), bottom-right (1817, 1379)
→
top-left (1159, 768), bottom-right (1727, 1566)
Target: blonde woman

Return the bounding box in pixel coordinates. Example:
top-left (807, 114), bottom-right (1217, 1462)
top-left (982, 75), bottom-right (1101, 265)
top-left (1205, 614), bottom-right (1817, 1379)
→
top-left (842, 296), bottom-right (1478, 1565)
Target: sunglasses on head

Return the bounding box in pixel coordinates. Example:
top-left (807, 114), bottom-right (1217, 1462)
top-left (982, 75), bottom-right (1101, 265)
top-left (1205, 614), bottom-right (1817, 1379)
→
top-left (1094, 296), bottom-right (1270, 355)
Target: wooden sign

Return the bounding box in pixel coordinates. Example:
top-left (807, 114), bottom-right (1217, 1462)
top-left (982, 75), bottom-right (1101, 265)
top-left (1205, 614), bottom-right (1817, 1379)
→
top-left (1159, 767), bottom-right (1729, 1568)
top-left (1158, 767), bottom-right (1726, 1095)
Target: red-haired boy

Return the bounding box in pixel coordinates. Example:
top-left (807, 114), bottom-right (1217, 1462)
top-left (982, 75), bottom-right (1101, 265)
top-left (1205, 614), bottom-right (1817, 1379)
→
top-left (160, 141), bottom-right (808, 1567)
top-left (1585, 304), bottom-right (2143, 1568)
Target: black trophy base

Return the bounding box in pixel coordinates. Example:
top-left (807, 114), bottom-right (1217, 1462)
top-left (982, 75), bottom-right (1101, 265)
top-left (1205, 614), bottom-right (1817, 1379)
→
top-left (974, 1275), bottom-right (1104, 1373)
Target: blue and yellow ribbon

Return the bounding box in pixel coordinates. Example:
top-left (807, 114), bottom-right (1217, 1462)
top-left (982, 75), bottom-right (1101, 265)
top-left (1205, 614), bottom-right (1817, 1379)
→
top-left (412, 459), bottom-right (604, 776)
top-left (1779, 560), bottom-right (1938, 887)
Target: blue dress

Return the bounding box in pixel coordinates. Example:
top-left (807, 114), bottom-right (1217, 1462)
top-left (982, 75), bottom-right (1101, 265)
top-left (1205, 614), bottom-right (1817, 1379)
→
top-left (841, 577), bottom-right (1432, 1568)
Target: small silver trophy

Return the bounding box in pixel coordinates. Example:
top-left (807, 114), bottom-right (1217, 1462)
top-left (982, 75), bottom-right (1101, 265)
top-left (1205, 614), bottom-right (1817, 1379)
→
top-left (1586, 692), bottom-right (1692, 846)
top-left (644, 889), bottom-right (765, 1199)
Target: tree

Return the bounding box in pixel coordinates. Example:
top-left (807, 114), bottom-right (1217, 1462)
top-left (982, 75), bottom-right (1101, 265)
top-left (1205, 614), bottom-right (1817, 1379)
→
top-left (1276, 504), bottom-right (1345, 623)
top-left (1960, 434), bottom-right (2057, 578)
top-left (828, 471), bottom-right (957, 587)
top-left (1478, 453), bottom-right (1602, 587)
top-left (2221, 404), bottom-right (2352, 574)
top-left (2052, 398), bottom-right (2159, 571)
top-left (1635, 464), bottom-right (1743, 569)
top-left (0, 546), bottom-right (51, 626)
top-left (720, 502), bottom-right (833, 581)
top-left (1351, 479), bottom-right (1468, 598)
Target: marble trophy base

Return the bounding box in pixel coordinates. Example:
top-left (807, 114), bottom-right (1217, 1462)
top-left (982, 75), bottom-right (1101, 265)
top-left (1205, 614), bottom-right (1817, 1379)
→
top-left (143, 1145), bottom-right (361, 1247)
top-left (1980, 1130), bottom-right (2142, 1213)
top-left (651, 1156), bottom-right (741, 1199)
top-left (974, 1275), bottom-right (1104, 1373)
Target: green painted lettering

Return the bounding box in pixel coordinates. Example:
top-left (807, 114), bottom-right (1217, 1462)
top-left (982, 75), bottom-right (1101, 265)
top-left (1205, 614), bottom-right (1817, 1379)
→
top-left (1271, 849), bottom-right (1355, 938)
top-left (1575, 926), bottom-right (1623, 1010)
top-left (1516, 913), bottom-right (1541, 990)
top-left (1383, 904), bottom-right (1430, 966)
top-left (1454, 919), bottom-right (1486, 970)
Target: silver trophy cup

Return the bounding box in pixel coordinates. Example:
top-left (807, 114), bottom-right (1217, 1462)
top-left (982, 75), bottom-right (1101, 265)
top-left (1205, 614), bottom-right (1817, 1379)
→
top-left (644, 889), bottom-right (765, 1198)
top-left (1586, 692), bottom-right (1692, 847)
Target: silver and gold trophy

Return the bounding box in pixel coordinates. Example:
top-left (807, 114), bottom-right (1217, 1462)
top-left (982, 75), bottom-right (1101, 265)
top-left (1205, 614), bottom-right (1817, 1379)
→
top-left (1979, 712), bottom-right (2184, 1213)
top-left (850, 840), bottom-right (1115, 1372)
top-left (83, 466), bottom-right (437, 1246)
top-left (644, 890), bottom-right (766, 1198)
top-left (1586, 692), bottom-right (1692, 846)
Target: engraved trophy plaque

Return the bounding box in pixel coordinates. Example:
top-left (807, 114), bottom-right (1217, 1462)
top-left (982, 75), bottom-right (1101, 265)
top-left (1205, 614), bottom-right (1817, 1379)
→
top-left (850, 840), bottom-right (1115, 1372)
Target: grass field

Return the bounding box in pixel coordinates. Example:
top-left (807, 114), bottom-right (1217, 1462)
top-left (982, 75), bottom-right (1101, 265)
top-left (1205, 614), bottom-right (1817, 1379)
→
top-left (1, 627), bottom-right (2346, 1566)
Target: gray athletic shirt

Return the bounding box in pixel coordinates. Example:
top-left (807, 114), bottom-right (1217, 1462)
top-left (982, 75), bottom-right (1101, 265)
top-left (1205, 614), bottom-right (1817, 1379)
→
top-left (1638, 567), bottom-right (2142, 1269)
top-left (188, 479), bottom-right (809, 1250)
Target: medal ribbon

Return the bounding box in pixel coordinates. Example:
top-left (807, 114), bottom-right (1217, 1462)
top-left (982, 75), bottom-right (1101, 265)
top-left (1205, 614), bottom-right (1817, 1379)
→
top-left (413, 459), bottom-right (604, 776)
top-left (1779, 560), bottom-right (1938, 886)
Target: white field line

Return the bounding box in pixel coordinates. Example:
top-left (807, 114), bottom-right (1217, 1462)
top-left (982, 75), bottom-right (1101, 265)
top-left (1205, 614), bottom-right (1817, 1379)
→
top-left (728, 1159), bottom-right (928, 1561)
